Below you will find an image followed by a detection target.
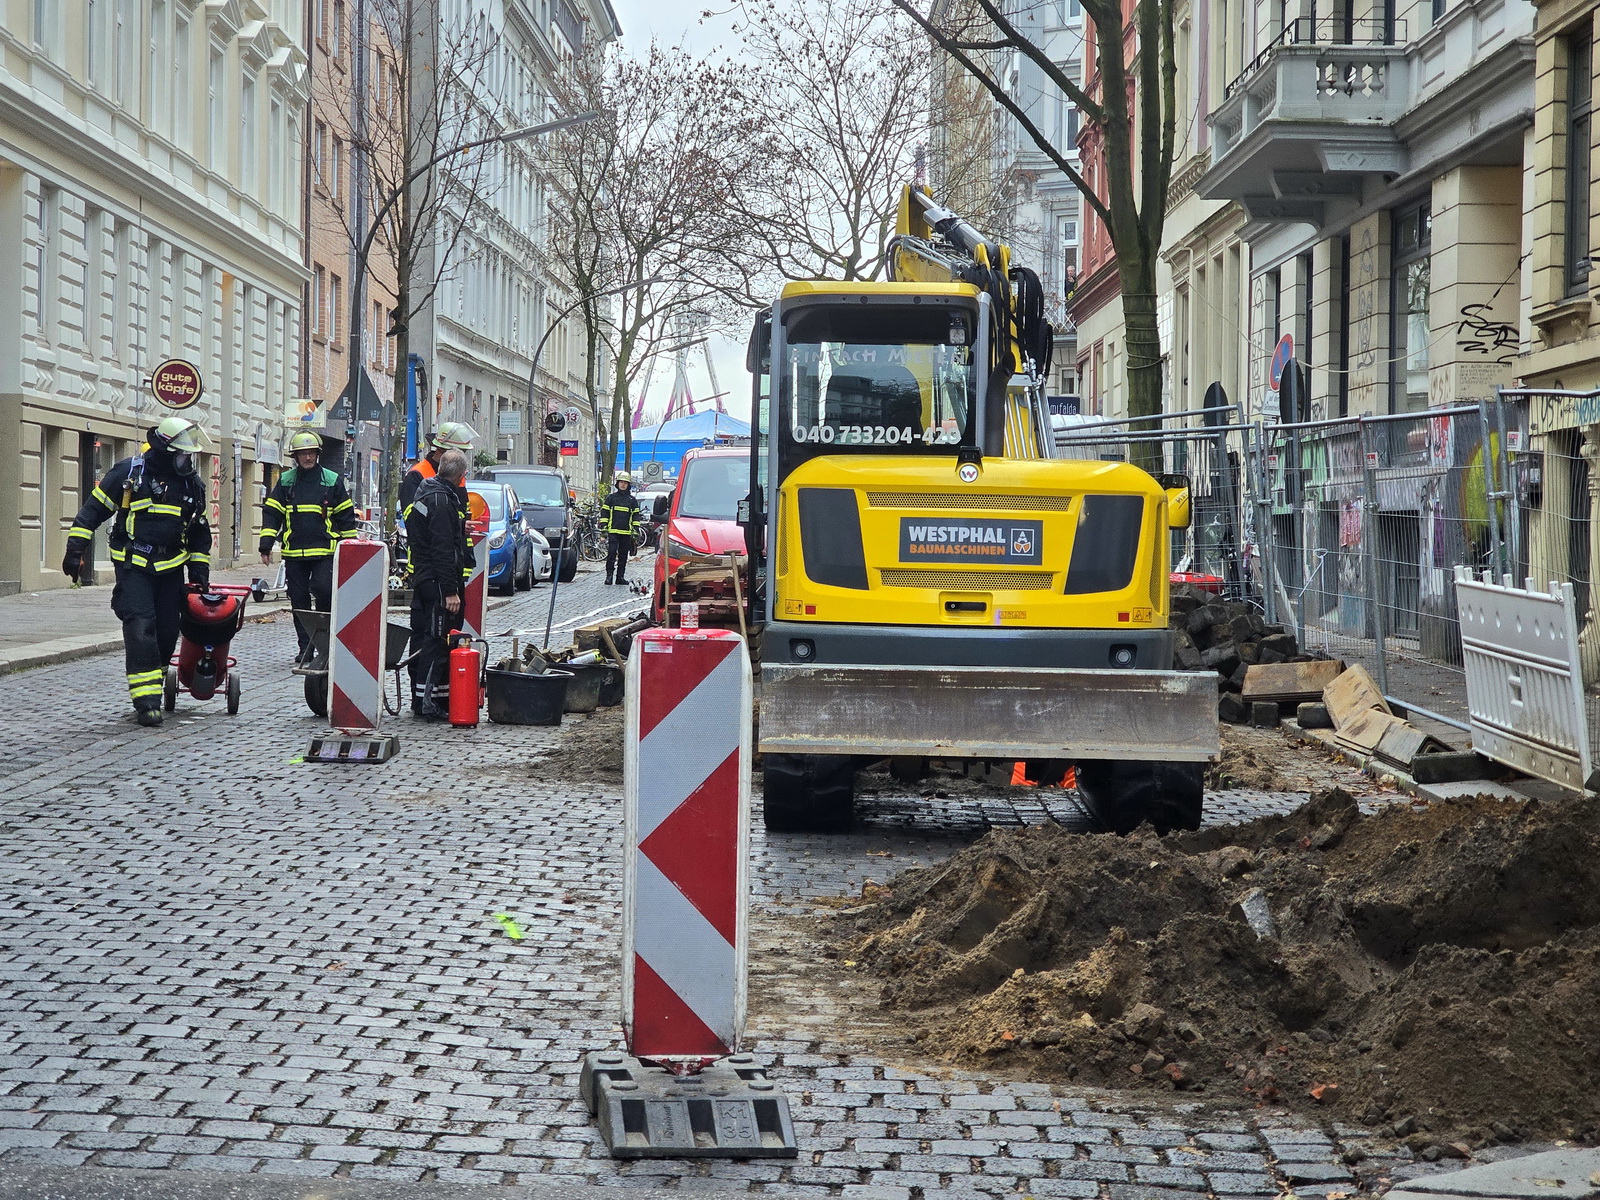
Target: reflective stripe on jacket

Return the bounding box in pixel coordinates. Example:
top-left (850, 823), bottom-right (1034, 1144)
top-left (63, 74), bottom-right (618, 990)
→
top-left (600, 490), bottom-right (641, 536)
top-left (66, 455), bottom-right (210, 574)
top-left (259, 467), bottom-right (357, 558)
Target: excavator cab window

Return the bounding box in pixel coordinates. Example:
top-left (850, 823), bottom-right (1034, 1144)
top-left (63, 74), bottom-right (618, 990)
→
top-left (778, 303), bottom-right (976, 471)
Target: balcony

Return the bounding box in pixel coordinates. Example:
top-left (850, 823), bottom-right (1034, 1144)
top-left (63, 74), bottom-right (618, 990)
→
top-left (1201, 21), bottom-right (1408, 226)
top-left (1198, 1), bottom-right (1532, 229)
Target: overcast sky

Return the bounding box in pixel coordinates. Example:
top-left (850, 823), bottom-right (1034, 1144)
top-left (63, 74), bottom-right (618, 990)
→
top-left (604, 0), bottom-right (752, 428)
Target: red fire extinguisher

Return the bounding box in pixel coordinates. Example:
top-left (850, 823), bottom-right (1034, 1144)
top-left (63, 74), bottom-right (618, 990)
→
top-left (448, 632), bottom-right (486, 727)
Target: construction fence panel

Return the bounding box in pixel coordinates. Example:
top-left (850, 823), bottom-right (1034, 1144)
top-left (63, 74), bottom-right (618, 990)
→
top-left (1452, 567), bottom-right (1592, 791)
top-left (1253, 398), bottom-right (1527, 739)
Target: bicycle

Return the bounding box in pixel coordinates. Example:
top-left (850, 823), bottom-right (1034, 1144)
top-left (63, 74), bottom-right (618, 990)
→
top-left (571, 502), bottom-right (608, 562)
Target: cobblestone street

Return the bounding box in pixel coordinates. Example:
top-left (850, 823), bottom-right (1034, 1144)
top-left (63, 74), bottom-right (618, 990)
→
top-left (0, 561), bottom-right (1416, 1196)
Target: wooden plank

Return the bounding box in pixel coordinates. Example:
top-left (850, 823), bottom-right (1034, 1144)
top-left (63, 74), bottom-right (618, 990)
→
top-left (1241, 659), bottom-right (1345, 702)
top-left (1322, 663), bottom-right (1392, 727)
top-left (1334, 707), bottom-right (1405, 755)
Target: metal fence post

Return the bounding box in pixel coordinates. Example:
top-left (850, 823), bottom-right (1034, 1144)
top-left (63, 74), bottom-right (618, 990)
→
top-left (1215, 418), bottom-right (1243, 597)
top-left (1358, 416), bottom-right (1390, 696)
top-left (1477, 395), bottom-right (1507, 581)
top-left (1490, 388), bottom-right (1521, 579)
top-left (1252, 420), bottom-right (1277, 624)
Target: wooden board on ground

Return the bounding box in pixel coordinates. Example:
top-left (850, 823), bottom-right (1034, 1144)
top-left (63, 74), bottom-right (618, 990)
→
top-left (1323, 663), bottom-right (1393, 727)
top-left (1242, 660), bottom-right (1345, 702)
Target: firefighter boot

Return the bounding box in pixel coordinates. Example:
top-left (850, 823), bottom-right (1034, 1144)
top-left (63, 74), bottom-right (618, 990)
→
top-left (411, 663), bottom-right (447, 722)
top-left (135, 700), bottom-right (164, 728)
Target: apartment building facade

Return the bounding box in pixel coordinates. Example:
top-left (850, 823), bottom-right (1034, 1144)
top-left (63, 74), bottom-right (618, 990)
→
top-left (0, 0), bottom-right (309, 591)
top-left (1196, 0), bottom-right (1533, 423)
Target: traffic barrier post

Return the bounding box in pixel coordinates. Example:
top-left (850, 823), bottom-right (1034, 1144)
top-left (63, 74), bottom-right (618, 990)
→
top-left (311, 538), bottom-right (398, 763)
top-left (579, 626), bottom-right (795, 1158)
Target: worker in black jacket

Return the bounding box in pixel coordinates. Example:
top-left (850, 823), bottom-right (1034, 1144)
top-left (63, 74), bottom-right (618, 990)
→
top-left (62, 417), bottom-right (212, 727)
top-left (402, 449), bottom-right (473, 719)
top-left (259, 431), bottom-right (358, 657)
top-left (601, 471), bottom-right (642, 585)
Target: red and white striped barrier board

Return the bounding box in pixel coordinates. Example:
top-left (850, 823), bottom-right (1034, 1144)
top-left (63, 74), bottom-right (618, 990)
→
top-left (328, 539), bottom-right (389, 732)
top-left (459, 532), bottom-right (489, 640)
top-left (623, 627), bottom-right (752, 1060)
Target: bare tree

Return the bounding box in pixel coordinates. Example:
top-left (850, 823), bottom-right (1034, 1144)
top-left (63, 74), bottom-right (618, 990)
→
top-left (731, 0), bottom-right (1013, 290)
top-left (896, 0), bottom-right (1178, 423)
top-left (315, 0), bottom-right (508, 528)
top-left (546, 43), bottom-right (773, 480)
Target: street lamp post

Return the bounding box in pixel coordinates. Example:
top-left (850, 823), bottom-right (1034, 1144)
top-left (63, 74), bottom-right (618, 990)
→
top-left (341, 110), bottom-right (601, 532)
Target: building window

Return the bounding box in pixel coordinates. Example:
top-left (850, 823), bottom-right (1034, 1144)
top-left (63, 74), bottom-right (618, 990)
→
top-left (1390, 199), bottom-right (1431, 414)
top-left (332, 0), bottom-right (345, 60)
top-left (115, 0), bottom-right (133, 108)
top-left (330, 135), bottom-right (343, 202)
top-left (36, 186), bottom-right (57, 336)
top-left (88, 0), bottom-right (103, 83)
top-left (1568, 30), bottom-right (1593, 296)
top-left (1336, 234), bottom-right (1351, 417)
top-left (313, 265), bottom-right (327, 339)
top-left (331, 274), bottom-right (343, 346)
top-left (241, 74), bottom-right (257, 193)
top-left (34, 0), bottom-right (53, 55)
top-left (174, 14), bottom-right (191, 149)
top-left (313, 119), bottom-right (327, 191)
top-left (208, 46), bottom-right (225, 169)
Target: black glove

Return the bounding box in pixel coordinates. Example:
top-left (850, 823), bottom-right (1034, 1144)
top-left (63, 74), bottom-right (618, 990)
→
top-left (258, 539), bottom-right (274, 558)
top-left (62, 544), bottom-right (84, 582)
top-left (188, 565), bottom-right (210, 589)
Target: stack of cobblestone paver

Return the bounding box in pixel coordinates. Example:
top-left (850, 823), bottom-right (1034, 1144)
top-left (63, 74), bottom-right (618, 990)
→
top-left (0, 563), bottom-right (1416, 1194)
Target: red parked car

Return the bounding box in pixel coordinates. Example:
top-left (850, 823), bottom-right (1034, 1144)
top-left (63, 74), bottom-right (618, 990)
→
top-left (651, 447), bottom-right (749, 622)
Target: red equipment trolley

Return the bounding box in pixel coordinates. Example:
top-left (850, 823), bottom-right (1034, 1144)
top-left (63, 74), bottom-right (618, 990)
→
top-left (163, 584), bottom-right (252, 715)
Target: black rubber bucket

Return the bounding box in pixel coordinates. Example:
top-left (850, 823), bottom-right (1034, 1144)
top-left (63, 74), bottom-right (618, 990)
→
top-left (596, 664), bottom-right (624, 707)
top-left (563, 663), bottom-right (608, 714)
top-left (485, 668), bottom-right (571, 726)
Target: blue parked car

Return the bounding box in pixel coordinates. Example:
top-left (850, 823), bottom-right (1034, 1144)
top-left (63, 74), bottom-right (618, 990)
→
top-left (466, 481), bottom-right (542, 594)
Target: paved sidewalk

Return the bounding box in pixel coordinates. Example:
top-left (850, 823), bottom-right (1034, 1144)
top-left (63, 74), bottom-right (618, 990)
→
top-left (0, 554), bottom-right (641, 678)
top-left (0, 565), bottom-right (287, 678)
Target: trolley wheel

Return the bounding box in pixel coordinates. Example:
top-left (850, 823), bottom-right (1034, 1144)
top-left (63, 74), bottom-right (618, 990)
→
top-left (163, 668), bottom-right (178, 712)
top-left (226, 670), bottom-right (241, 715)
top-left (304, 674), bottom-right (329, 717)
top-left (250, 584), bottom-right (265, 603)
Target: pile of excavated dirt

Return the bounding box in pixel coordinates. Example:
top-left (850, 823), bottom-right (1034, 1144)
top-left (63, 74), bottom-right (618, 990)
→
top-left (840, 791), bottom-right (1600, 1146)
top-left (536, 706), bottom-right (624, 784)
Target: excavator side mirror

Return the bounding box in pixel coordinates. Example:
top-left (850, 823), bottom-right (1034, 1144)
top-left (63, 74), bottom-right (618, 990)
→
top-left (1159, 473), bottom-right (1192, 530)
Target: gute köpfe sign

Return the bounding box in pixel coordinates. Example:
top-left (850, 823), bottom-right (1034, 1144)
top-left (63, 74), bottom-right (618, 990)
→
top-left (150, 359), bottom-right (204, 409)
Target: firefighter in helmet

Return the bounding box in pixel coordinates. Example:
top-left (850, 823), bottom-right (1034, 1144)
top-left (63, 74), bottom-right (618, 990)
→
top-left (62, 416), bottom-right (212, 727)
top-left (259, 432), bottom-right (358, 657)
top-left (403, 449), bottom-right (473, 719)
top-left (601, 471), bottom-right (642, 585)
top-left (398, 421), bottom-right (478, 515)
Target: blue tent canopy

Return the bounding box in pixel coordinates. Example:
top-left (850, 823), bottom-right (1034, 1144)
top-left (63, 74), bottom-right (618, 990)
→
top-left (603, 410), bottom-right (751, 479)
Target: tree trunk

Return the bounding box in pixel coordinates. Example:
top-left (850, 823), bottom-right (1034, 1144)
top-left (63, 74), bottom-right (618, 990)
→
top-left (1117, 246), bottom-right (1164, 475)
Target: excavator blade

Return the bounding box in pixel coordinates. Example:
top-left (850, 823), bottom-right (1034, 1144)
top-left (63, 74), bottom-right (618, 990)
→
top-left (759, 663), bottom-right (1219, 762)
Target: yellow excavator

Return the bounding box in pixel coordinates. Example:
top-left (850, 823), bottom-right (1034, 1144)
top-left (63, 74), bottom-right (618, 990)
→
top-left (739, 187), bottom-right (1218, 832)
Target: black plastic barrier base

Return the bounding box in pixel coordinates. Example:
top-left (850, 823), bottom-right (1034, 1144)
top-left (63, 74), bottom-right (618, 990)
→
top-left (305, 733), bottom-right (400, 763)
top-left (579, 1051), bottom-right (798, 1158)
